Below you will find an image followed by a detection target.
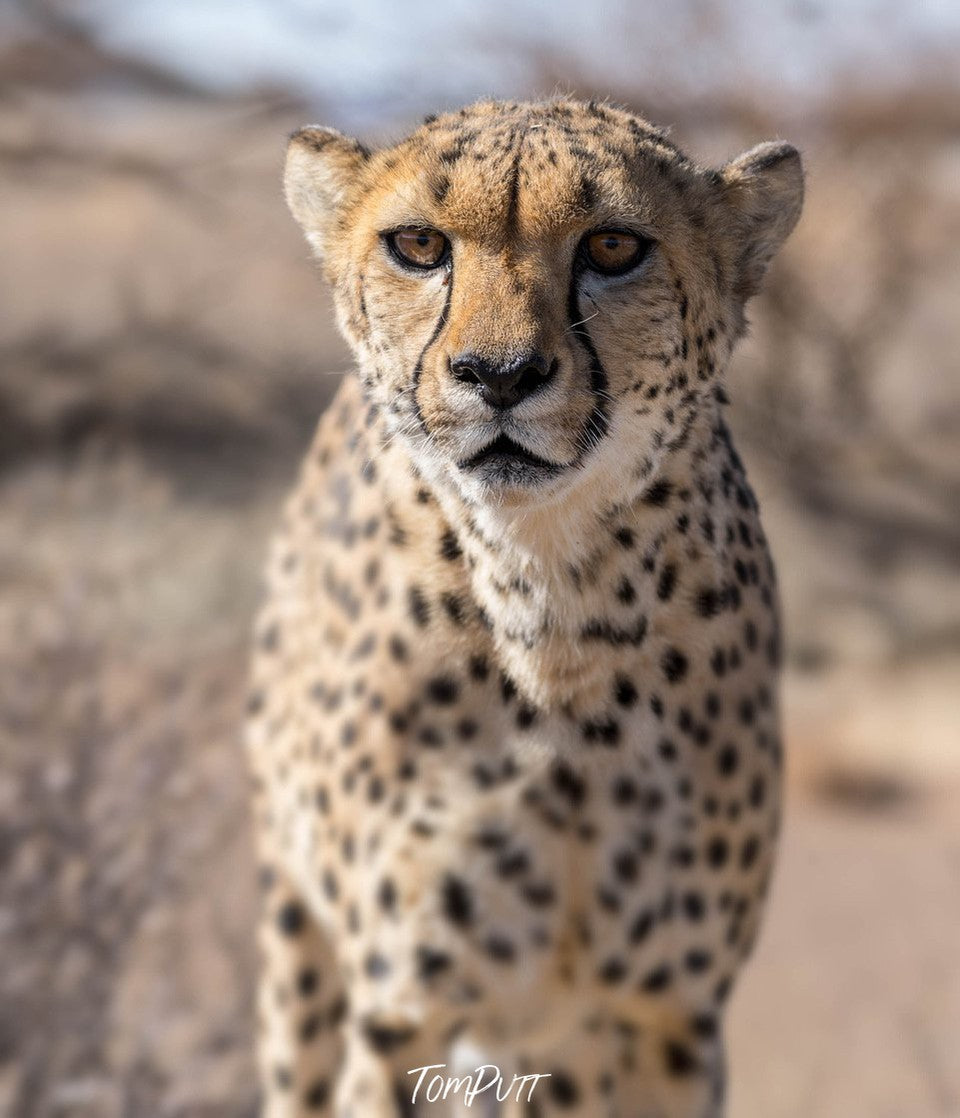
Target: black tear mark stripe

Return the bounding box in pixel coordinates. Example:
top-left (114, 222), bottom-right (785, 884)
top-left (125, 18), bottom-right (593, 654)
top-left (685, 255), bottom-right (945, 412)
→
top-left (411, 268), bottom-right (454, 435)
top-left (567, 272), bottom-right (611, 464)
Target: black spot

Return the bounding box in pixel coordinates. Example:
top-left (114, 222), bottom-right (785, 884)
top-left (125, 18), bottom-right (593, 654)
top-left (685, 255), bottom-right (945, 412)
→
top-left (741, 835), bottom-right (761, 869)
top-left (658, 737), bottom-right (678, 762)
top-left (661, 647), bottom-right (689, 683)
top-left (599, 957), bottom-right (628, 983)
top-left (417, 946), bottom-right (453, 979)
top-left (706, 836), bottom-right (729, 869)
top-left (614, 527), bottom-right (635, 548)
top-left (440, 530), bottom-right (462, 561)
top-left (496, 848), bottom-right (529, 877)
top-left (744, 619), bottom-right (758, 651)
top-left (363, 1021), bottom-right (418, 1055)
top-left (277, 900), bottom-right (306, 936)
top-left (548, 1070), bottom-right (580, 1107)
top-left (664, 1039), bottom-right (699, 1077)
top-left (644, 787), bottom-right (666, 814)
top-left (378, 877), bottom-right (396, 911)
top-left (641, 964), bottom-right (673, 992)
top-left (685, 949), bottom-right (713, 973)
top-left (435, 593), bottom-right (463, 627)
top-left (259, 623), bottom-right (280, 653)
top-left (612, 775), bottom-right (638, 805)
top-left (469, 654), bottom-right (489, 681)
top-left (304, 1080), bottom-right (329, 1109)
top-left (657, 562), bottom-right (678, 601)
top-left (717, 744), bottom-right (739, 777)
top-left (597, 885), bottom-right (621, 912)
top-left (552, 763), bottom-right (587, 807)
top-left (365, 952), bottom-right (390, 978)
top-left (581, 617), bottom-right (648, 646)
top-left (696, 587), bottom-right (721, 618)
top-left (297, 968), bottom-right (319, 998)
top-left (431, 173), bottom-right (451, 204)
top-left (613, 849), bottom-right (639, 883)
top-left (516, 703), bottom-right (537, 729)
top-left (408, 586), bottom-right (429, 626)
top-left (629, 909), bottom-right (655, 943)
top-left (426, 676), bottom-right (459, 704)
top-left (327, 995), bottom-right (348, 1027)
top-left (524, 880), bottom-right (556, 907)
top-left (671, 844), bottom-right (696, 868)
top-left (644, 479), bottom-right (673, 507)
top-left (614, 675), bottom-right (638, 707)
top-left (441, 875), bottom-right (473, 927)
top-left (582, 717), bottom-right (620, 747)
top-left (682, 892), bottom-right (706, 921)
top-left (485, 934), bottom-right (516, 962)
top-left (617, 577), bottom-right (636, 604)
top-left (578, 172), bottom-right (598, 210)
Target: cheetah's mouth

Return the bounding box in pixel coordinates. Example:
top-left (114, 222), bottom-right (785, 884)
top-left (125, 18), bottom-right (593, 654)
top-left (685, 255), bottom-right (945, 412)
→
top-left (458, 434), bottom-right (562, 478)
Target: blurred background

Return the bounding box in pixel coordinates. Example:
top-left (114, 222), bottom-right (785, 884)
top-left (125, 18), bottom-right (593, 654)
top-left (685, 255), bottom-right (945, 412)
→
top-left (1, 1), bottom-right (959, 1115)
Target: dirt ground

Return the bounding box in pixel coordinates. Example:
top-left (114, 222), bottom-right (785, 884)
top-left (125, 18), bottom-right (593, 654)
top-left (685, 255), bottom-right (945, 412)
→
top-left (1, 38), bottom-right (959, 1118)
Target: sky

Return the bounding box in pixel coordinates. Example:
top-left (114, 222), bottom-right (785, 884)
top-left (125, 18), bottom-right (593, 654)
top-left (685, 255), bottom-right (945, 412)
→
top-left (31, 0), bottom-right (960, 126)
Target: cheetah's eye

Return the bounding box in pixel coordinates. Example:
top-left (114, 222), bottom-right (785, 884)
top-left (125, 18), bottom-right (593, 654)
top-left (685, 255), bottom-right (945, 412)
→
top-left (581, 230), bottom-right (653, 277)
top-left (386, 227), bottom-right (450, 270)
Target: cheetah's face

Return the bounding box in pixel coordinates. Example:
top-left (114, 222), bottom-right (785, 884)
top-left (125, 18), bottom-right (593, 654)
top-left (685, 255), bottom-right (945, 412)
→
top-left (285, 100), bottom-right (802, 507)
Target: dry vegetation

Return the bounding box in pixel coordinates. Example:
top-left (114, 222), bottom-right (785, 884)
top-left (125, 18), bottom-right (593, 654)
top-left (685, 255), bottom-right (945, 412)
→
top-left (1, 19), bottom-right (958, 1118)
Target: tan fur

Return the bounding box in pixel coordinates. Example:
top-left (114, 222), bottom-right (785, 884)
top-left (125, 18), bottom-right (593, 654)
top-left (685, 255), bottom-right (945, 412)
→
top-left (248, 98), bottom-right (802, 1117)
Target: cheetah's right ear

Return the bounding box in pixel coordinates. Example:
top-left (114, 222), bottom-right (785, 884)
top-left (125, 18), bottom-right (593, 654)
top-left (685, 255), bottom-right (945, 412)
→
top-left (284, 127), bottom-right (370, 252)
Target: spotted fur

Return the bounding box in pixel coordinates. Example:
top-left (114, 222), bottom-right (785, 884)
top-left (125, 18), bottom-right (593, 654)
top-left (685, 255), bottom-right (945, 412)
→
top-left (248, 97), bottom-right (803, 1117)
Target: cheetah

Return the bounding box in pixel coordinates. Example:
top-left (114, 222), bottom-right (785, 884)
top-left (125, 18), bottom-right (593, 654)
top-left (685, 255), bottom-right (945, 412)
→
top-left (246, 97), bottom-right (803, 1117)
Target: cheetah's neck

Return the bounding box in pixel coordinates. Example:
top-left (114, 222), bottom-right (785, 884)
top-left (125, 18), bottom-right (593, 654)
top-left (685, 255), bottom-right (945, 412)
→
top-left (385, 399), bottom-right (749, 712)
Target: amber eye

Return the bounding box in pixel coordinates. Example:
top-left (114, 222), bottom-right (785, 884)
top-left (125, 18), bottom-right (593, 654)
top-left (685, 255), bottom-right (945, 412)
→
top-left (581, 230), bottom-right (652, 276)
top-left (386, 227), bottom-right (450, 269)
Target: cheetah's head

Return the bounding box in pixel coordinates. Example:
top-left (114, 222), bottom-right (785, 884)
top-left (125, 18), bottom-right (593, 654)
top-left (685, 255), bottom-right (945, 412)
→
top-left (285, 99), bottom-right (802, 508)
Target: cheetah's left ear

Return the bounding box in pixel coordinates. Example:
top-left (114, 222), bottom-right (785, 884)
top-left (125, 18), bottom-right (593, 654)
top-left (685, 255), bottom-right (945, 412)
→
top-left (718, 142), bottom-right (804, 299)
top-left (284, 126), bottom-right (370, 254)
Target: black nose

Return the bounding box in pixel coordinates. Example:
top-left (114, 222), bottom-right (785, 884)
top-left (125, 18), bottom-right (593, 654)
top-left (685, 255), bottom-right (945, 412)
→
top-left (449, 352), bottom-right (556, 409)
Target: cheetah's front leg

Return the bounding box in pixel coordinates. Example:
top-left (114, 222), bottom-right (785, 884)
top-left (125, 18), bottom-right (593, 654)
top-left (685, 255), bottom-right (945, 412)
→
top-left (335, 1015), bottom-right (464, 1118)
top-left (256, 864), bottom-right (346, 1117)
top-left (502, 1013), bottom-right (725, 1118)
